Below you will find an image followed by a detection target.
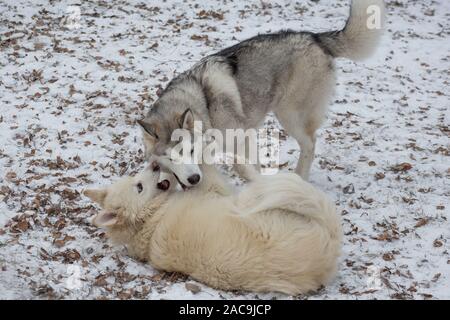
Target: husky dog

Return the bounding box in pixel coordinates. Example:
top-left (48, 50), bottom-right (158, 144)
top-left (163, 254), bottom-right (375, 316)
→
top-left (138, 0), bottom-right (385, 183)
top-left (84, 163), bottom-right (342, 295)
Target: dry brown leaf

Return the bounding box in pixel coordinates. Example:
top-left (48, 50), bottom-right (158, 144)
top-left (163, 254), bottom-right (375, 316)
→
top-left (390, 162), bottom-right (413, 173)
top-left (382, 253), bottom-right (395, 261)
top-left (185, 282), bottom-right (201, 294)
top-left (414, 218), bottom-right (429, 228)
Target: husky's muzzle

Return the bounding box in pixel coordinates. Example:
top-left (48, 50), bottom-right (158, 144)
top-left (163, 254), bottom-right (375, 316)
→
top-left (151, 156), bottom-right (202, 190)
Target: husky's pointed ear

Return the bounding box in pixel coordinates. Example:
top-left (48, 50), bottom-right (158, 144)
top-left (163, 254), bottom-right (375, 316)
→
top-left (138, 119), bottom-right (158, 156)
top-left (137, 119), bottom-right (159, 140)
top-left (179, 109), bottom-right (194, 130)
top-left (93, 210), bottom-right (118, 227)
top-left (84, 189), bottom-right (107, 207)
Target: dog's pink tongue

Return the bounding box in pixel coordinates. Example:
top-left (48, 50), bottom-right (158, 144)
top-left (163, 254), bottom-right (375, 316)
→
top-left (157, 180), bottom-right (170, 191)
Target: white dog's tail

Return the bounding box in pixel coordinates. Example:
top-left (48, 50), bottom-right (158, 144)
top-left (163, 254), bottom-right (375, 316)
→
top-left (318, 0), bottom-right (385, 61)
top-left (240, 173), bottom-right (341, 237)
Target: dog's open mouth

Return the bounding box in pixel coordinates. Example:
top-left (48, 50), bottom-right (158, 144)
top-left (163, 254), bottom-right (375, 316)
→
top-left (172, 173), bottom-right (190, 191)
top-left (157, 179), bottom-right (170, 191)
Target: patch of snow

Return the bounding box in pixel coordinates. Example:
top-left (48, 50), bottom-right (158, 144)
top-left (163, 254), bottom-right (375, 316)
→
top-left (0, 0), bottom-right (449, 300)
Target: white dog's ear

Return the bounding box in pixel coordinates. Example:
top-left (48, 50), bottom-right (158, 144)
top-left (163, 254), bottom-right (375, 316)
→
top-left (84, 189), bottom-right (107, 206)
top-left (179, 109), bottom-right (194, 130)
top-left (93, 210), bottom-right (118, 227)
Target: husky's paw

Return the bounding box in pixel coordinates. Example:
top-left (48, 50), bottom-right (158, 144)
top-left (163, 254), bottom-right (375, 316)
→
top-left (203, 172), bottom-right (233, 196)
top-left (234, 164), bottom-right (260, 182)
top-left (200, 165), bottom-right (233, 196)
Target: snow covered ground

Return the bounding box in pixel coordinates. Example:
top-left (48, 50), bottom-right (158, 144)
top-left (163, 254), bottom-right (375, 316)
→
top-left (0, 0), bottom-right (449, 300)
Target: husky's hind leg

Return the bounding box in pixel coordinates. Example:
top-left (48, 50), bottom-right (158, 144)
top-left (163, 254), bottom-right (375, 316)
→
top-left (275, 53), bottom-right (335, 180)
top-left (275, 113), bottom-right (317, 181)
top-left (275, 88), bottom-right (329, 181)
top-left (295, 130), bottom-right (316, 180)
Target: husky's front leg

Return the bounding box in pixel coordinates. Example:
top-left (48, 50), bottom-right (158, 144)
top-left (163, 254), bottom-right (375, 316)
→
top-left (200, 164), bottom-right (232, 196)
top-left (234, 163), bottom-right (259, 182)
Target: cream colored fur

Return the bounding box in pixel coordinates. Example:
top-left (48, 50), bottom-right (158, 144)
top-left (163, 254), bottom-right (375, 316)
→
top-left (85, 169), bottom-right (342, 295)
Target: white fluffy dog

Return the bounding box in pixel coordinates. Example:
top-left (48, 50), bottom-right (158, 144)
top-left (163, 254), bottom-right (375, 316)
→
top-left (84, 165), bottom-right (342, 295)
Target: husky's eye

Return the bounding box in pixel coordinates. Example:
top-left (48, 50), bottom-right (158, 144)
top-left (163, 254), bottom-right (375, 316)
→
top-left (136, 183), bottom-right (143, 194)
top-left (151, 160), bottom-right (160, 172)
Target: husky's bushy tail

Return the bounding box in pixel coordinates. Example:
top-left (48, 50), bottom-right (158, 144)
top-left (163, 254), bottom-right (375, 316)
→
top-left (319, 0), bottom-right (385, 61)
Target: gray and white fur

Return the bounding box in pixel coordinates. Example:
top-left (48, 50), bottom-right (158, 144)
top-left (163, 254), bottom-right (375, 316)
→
top-left (138, 0), bottom-right (385, 184)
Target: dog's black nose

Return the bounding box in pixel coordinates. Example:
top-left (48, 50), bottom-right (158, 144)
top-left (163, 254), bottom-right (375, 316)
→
top-left (187, 174), bottom-right (200, 185)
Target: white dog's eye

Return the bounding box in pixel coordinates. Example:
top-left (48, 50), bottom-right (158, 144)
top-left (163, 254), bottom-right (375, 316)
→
top-left (136, 183), bottom-right (143, 193)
